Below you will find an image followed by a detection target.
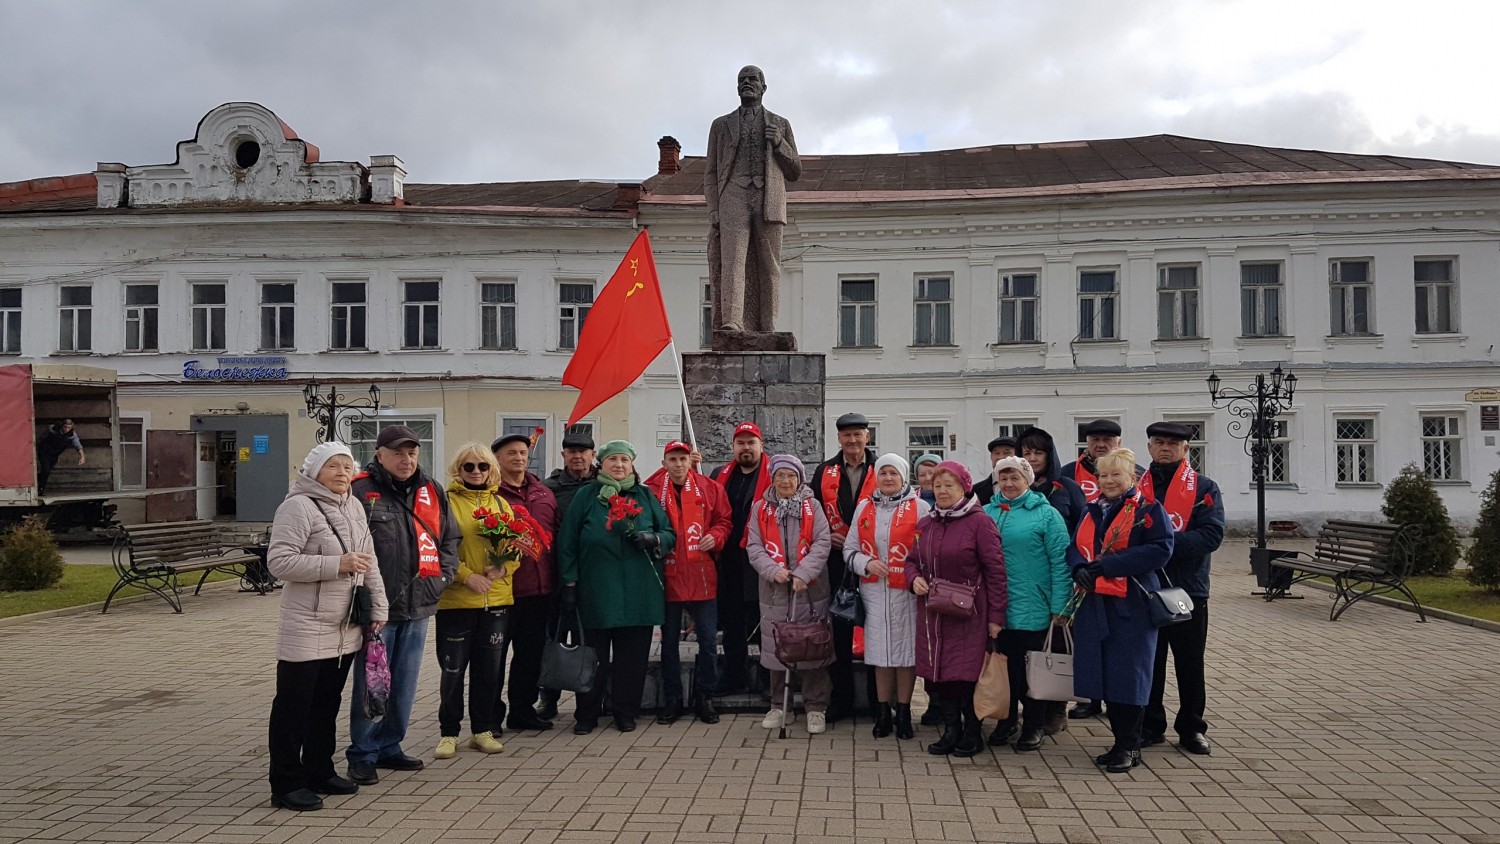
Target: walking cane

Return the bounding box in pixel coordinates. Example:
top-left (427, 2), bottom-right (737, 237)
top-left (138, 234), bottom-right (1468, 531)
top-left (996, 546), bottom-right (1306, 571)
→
top-left (780, 582), bottom-right (796, 740)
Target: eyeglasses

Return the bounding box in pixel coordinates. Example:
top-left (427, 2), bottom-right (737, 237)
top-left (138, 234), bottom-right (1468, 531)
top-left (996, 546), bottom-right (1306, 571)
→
top-left (462, 462), bottom-right (492, 473)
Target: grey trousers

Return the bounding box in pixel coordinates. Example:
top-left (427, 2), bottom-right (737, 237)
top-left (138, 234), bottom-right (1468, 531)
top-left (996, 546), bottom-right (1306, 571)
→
top-left (770, 667), bottom-right (831, 714)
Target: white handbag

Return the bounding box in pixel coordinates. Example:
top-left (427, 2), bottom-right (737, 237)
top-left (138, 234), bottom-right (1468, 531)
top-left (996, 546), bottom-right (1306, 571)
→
top-left (1024, 623), bottom-right (1089, 703)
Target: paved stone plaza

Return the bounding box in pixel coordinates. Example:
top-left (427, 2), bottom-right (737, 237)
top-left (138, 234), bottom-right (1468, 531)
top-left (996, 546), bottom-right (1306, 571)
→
top-left (2, 541), bottom-right (1498, 844)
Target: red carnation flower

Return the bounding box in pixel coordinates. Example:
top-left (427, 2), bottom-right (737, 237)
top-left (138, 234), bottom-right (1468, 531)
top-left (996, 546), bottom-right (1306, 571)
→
top-left (1201, 493), bottom-right (1215, 508)
top-left (999, 503), bottom-right (1011, 512)
top-left (484, 515), bottom-right (500, 529)
top-left (1143, 513), bottom-right (1154, 529)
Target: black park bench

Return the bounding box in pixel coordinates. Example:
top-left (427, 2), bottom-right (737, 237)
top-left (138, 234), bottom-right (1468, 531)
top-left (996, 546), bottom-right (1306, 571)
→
top-left (1265, 519), bottom-right (1425, 622)
top-left (104, 520), bottom-right (264, 613)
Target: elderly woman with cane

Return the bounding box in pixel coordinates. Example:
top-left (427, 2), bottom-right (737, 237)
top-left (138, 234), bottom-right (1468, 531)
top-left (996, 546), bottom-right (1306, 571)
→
top-left (747, 454), bottom-right (833, 735)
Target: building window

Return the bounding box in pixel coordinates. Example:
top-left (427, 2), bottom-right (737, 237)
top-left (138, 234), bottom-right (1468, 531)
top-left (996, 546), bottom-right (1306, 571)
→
top-left (700, 279), bottom-right (713, 349)
top-left (1165, 419), bottom-right (1209, 471)
top-left (1256, 418), bottom-right (1291, 484)
top-left (123, 284), bottom-right (158, 352)
top-left (1, 287), bottom-right (21, 354)
top-left (1414, 258), bottom-right (1457, 334)
top-left (1240, 263), bottom-right (1283, 337)
top-left (349, 416), bottom-right (436, 468)
top-left (119, 416), bottom-right (146, 489)
top-left (1421, 414), bottom-right (1462, 481)
top-left (913, 275), bottom-right (953, 346)
top-left (480, 281), bottom-right (517, 351)
top-left (402, 280), bottom-right (440, 349)
top-left (260, 282), bottom-right (296, 351)
top-left (1074, 418), bottom-right (1122, 463)
top-left (1330, 259), bottom-right (1373, 335)
top-left (998, 272), bottom-right (1039, 343)
top-left (1077, 270), bottom-right (1118, 341)
top-left (838, 278), bottom-right (877, 348)
top-left (996, 421), bottom-right (1035, 440)
top-left (330, 281), bottom-right (367, 350)
top-left (59, 286), bottom-right (93, 352)
top-left (907, 424), bottom-right (946, 465)
top-left (558, 282), bottom-right (594, 350)
top-left (190, 283), bottom-right (226, 352)
top-left (1335, 418), bottom-right (1377, 484)
top-left (1157, 264), bottom-right (1200, 340)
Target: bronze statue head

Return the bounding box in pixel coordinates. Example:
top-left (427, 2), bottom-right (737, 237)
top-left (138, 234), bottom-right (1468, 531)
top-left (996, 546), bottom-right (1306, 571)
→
top-left (737, 66), bottom-right (766, 105)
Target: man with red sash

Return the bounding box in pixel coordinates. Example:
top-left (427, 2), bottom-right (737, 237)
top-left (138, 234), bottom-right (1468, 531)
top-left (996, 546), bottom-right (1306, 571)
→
top-left (647, 441), bottom-right (733, 725)
top-left (813, 412), bottom-right (879, 722)
top-left (1060, 419), bottom-right (1144, 504)
top-left (347, 425), bottom-right (460, 786)
top-left (707, 421), bottom-right (772, 695)
top-left (1139, 421), bottom-right (1225, 757)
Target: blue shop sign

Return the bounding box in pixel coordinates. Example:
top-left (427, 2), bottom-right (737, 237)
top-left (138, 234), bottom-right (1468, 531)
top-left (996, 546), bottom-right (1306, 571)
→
top-left (183, 356), bottom-right (290, 381)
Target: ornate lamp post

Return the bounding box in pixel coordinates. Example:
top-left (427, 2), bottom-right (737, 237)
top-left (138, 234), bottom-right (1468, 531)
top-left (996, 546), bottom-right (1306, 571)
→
top-left (1207, 365), bottom-right (1297, 590)
top-left (303, 380), bottom-right (382, 444)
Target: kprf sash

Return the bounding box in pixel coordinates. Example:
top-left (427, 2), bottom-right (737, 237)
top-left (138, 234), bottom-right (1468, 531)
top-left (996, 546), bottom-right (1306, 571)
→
top-left (1075, 492), bottom-right (1141, 597)
top-left (820, 461), bottom-right (876, 536)
top-left (855, 498), bottom-right (917, 590)
top-left (658, 473), bottom-right (710, 566)
top-left (1073, 458), bottom-right (1100, 503)
top-left (1138, 460), bottom-right (1197, 533)
top-left (357, 471), bottom-right (444, 578)
top-left (755, 498), bottom-right (816, 569)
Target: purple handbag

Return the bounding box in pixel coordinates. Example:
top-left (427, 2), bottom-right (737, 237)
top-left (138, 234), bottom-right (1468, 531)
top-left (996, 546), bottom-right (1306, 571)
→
top-left (926, 577), bottom-right (978, 618)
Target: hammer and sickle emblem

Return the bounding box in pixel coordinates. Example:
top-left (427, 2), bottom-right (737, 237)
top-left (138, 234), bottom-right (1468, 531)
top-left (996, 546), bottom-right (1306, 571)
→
top-left (626, 282), bottom-right (644, 297)
top-left (629, 258), bottom-right (640, 276)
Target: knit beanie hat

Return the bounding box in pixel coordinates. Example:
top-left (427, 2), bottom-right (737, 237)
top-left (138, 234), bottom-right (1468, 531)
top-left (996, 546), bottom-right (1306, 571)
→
top-left (912, 453), bottom-right (942, 470)
top-left (300, 441), bottom-right (354, 478)
top-left (596, 439), bottom-right (637, 462)
top-left (767, 454), bottom-right (806, 484)
top-left (992, 455), bottom-right (1035, 487)
top-left (874, 453), bottom-right (910, 485)
top-left (933, 460), bottom-right (974, 495)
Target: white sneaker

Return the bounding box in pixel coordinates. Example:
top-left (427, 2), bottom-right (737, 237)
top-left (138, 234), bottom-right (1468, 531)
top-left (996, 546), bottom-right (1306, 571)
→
top-left (806, 712), bottom-right (827, 734)
top-left (761, 708), bottom-right (787, 729)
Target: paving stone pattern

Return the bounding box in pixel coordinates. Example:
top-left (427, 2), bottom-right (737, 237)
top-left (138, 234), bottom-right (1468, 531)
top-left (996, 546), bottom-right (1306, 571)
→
top-left (2, 546), bottom-right (1498, 843)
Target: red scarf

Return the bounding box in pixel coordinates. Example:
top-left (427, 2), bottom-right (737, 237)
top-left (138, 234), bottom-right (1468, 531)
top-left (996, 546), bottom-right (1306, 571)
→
top-left (855, 498), bottom-right (918, 590)
top-left (718, 455), bottom-right (771, 548)
top-left (755, 497), bottom-right (816, 570)
top-left (820, 460), bottom-right (877, 536)
top-left (657, 472), bottom-right (710, 567)
top-left (357, 472), bottom-right (443, 578)
top-left (1138, 460), bottom-right (1197, 533)
top-left (1073, 458), bottom-right (1100, 502)
top-left (1075, 492), bottom-right (1140, 597)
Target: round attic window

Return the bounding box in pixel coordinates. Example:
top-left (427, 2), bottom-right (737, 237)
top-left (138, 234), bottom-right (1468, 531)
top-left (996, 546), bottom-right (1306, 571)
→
top-left (234, 140), bottom-right (261, 169)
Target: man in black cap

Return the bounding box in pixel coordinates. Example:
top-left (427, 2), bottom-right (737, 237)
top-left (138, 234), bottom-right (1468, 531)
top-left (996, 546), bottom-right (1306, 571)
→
top-left (347, 425), bottom-right (461, 785)
top-left (1140, 421), bottom-right (1224, 756)
top-left (545, 431), bottom-right (597, 519)
top-left (970, 435), bottom-right (1018, 505)
top-left (814, 411), bottom-right (878, 722)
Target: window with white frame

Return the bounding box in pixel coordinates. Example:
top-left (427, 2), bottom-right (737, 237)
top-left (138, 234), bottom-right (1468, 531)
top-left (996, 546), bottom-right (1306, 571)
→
top-left (907, 423), bottom-right (946, 465)
top-left (480, 281), bottom-right (517, 350)
top-left (558, 281), bottom-right (594, 350)
top-left (402, 280), bottom-right (441, 349)
top-left (260, 282), bottom-right (296, 351)
top-left (1240, 262), bottom-right (1283, 337)
top-left (838, 278), bottom-right (877, 348)
top-left (349, 416), bottom-right (436, 468)
top-left (865, 423), bottom-right (879, 451)
top-left (1335, 417), bottom-right (1377, 484)
top-left (1163, 419), bottom-right (1209, 471)
top-left (119, 416), bottom-right (146, 489)
top-left (700, 279), bottom-right (713, 350)
top-left (1330, 259), bottom-right (1373, 335)
top-left (1420, 414), bottom-right (1463, 480)
top-left (190, 282), bottom-right (226, 352)
top-left (995, 421), bottom-right (1035, 440)
top-left (1157, 264), bottom-right (1200, 340)
top-left (998, 271), bottom-right (1039, 343)
top-left (1414, 258), bottom-right (1457, 334)
top-left (123, 283), bottom-right (158, 352)
top-left (1256, 417), bottom-right (1292, 484)
top-left (1073, 418), bottom-right (1122, 463)
top-left (330, 281), bottom-right (367, 350)
top-left (1077, 269), bottom-right (1118, 341)
top-left (59, 286), bottom-right (93, 352)
top-left (913, 275), bottom-right (953, 346)
top-left (1, 287), bottom-right (21, 354)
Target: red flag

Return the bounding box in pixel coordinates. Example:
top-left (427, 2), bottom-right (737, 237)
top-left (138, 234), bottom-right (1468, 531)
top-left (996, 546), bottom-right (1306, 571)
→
top-left (562, 229), bottom-right (672, 425)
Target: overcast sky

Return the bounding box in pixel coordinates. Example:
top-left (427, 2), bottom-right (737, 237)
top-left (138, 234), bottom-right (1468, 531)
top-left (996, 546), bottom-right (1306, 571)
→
top-left (2, 0), bottom-right (1497, 186)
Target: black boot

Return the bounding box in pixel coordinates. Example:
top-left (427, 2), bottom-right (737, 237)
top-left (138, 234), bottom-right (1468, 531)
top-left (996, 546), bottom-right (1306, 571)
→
top-left (894, 703), bottom-right (914, 740)
top-left (694, 696), bottom-right (720, 725)
top-left (1015, 726), bottom-right (1045, 751)
top-left (920, 707), bottom-right (942, 726)
top-left (656, 697), bottom-right (682, 725)
top-left (1070, 699), bottom-right (1104, 719)
top-left (987, 718), bottom-right (1017, 747)
top-left (952, 698), bottom-right (983, 758)
top-left (926, 698), bottom-right (961, 755)
top-left (871, 703), bottom-right (894, 738)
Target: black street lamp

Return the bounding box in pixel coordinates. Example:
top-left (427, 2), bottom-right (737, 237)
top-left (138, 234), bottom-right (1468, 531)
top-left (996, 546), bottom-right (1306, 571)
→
top-left (303, 379), bottom-right (382, 444)
top-left (1207, 366), bottom-right (1297, 584)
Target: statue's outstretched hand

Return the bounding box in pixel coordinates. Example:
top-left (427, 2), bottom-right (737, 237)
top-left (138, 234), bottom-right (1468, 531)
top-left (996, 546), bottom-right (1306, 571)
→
top-left (765, 123), bottom-right (783, 146)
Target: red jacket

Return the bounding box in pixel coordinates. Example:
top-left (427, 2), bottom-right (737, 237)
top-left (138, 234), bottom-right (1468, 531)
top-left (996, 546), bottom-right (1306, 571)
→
top-left (495, 472), bottom-right (559, 598)
top-left (644, 468), bottom-right (733, 603)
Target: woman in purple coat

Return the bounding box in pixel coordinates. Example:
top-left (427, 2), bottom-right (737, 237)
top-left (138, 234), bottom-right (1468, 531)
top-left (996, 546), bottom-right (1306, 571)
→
top-left (1067, 448), bottom-right (1174, 774)
top-left (909, 461), bottom-right (1007, 757)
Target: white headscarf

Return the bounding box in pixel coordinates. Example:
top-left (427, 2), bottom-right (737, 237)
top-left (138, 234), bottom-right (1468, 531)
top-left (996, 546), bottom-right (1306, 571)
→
top-left (874, 452), bottom-right (910, 485)
top-left (300, 441), bottom-right (354, 479)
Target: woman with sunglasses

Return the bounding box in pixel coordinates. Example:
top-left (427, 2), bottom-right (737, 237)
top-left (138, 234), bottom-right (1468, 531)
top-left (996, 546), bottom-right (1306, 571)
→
top-left (432, 444), bottom-right (526, 760)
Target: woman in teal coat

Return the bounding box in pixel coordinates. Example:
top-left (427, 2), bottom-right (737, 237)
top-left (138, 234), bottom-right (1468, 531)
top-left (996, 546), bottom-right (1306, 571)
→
top-left (558, 440), bottom-right (675, 734)
top-left (982, 456), bottom-right (1072, 752)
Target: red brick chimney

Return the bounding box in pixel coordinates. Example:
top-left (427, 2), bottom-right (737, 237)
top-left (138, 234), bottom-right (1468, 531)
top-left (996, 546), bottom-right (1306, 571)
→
top-left (612, 183), bottom-right (644, 211)
top-left (657, 136), bottom-right (682, 176)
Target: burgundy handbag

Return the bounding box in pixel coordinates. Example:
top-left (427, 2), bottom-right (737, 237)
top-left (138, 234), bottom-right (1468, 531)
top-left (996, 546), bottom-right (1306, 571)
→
top-left (771, 587), bottom-right (834, 665)
top-left (926, 577), bottom-right (978, 618)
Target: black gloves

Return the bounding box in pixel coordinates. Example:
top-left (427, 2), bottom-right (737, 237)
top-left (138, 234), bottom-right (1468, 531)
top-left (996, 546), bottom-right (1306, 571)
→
top-left (632, 531), bottom-right (661, 554)
top-left (559, 584), bottom-right (578, 614)
top-left (1071, 566), bottom-right (1095, 591)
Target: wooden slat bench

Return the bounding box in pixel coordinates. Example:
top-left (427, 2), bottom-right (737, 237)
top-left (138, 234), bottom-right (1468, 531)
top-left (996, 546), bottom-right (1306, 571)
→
top-left (104, 520), bottom-right (263, 613)
top-left (1266, 519), bottom-right (1425, 622)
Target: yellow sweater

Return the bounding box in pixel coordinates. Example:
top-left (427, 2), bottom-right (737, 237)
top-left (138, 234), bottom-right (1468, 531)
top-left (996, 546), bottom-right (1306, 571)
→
top-left (438, 481), bottom-right (521, 610)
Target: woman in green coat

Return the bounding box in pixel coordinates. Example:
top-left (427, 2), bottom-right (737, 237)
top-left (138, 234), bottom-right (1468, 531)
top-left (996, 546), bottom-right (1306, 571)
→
top-left (558, 440), bottom-right (675, 734)
top-left (982, 455), bottom-right (1072, 751)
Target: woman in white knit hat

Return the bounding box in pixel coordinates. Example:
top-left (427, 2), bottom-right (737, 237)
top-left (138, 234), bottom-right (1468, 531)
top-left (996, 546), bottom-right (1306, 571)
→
top-left (842, 453), bottom-right (930, 739)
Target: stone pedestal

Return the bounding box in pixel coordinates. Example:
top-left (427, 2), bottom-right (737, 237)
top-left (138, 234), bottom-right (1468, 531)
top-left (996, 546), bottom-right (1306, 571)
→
top-left (683, 352), bottom-right (825, 465)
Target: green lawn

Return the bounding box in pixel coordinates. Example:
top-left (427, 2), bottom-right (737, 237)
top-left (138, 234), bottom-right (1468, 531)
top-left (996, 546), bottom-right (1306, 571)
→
top-left (1402, 575), bottom-right (1500, 623)
top-left (0, 565), bottom-right (237, 619)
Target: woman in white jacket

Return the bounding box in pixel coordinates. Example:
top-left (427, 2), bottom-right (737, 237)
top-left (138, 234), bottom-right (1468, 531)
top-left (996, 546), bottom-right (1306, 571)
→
top-left (843, 454), bottom-right (930, 740)
top-left (266, 442), bottom-right (389, 812)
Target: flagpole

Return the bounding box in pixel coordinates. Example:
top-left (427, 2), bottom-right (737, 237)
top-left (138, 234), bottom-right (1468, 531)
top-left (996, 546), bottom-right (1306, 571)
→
top-left (668, 339), bottom-right (698, 448)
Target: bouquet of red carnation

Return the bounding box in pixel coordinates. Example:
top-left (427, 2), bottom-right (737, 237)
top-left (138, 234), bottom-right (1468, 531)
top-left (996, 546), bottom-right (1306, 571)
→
top-left (471, 504), bottom-right (548, 575)
top-left (605, 494), bottom-right (644, 536)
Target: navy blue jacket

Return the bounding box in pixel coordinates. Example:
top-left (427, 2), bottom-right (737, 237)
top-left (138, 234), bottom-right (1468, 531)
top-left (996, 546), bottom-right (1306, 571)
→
top-left (1145, 463), bottom-right (1225, 599)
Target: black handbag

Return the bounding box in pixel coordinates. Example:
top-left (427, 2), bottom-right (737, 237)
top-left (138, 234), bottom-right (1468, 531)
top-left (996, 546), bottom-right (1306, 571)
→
top-left (538, 609), bottom-right (599, 694)
top-left (314, 501), bottom-right (374, 626)
top-left (829, 570), bottom-right (865, 626)
top-left (1134, 573), bottom-right (1195, 627)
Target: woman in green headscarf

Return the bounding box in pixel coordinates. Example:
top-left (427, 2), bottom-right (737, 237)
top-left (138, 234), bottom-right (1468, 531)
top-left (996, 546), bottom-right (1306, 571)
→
top-left (557, 440), bottom-right (676, 734)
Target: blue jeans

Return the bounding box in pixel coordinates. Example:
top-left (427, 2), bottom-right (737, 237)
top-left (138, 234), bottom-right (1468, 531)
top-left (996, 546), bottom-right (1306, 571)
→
top-left (347, 616), bottom-right (429, 764)
top-left (660, 600), bottom-right (718, 701)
